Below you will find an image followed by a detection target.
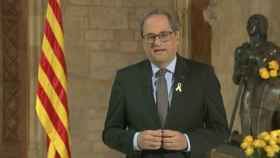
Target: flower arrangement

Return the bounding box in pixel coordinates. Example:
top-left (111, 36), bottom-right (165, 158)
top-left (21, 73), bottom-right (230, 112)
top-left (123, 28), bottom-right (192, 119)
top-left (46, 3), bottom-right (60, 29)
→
top-left (241, 130), bottom-right (280, 158)
top-left (259, 60), bottom-right (280, 79)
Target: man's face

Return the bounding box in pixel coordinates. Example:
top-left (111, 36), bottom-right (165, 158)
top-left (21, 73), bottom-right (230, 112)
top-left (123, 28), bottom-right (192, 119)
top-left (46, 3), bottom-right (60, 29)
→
top-left (142, 15), bottom-right (179, 68)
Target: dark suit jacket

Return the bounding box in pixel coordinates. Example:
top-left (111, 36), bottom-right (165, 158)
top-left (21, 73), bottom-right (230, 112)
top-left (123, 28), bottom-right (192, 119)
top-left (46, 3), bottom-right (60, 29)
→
top-left (102, 55), bottom-right (229, 158)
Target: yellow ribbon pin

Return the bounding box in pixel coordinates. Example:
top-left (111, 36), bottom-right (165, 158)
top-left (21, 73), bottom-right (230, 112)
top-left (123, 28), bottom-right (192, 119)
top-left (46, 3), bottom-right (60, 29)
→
top-left (175, 82), bottom-right (182, 92)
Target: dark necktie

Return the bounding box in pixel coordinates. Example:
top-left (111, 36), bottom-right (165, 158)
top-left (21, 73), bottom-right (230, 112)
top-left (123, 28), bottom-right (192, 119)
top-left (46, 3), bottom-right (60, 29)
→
top-left (156, 69), bottom-right (169, 127)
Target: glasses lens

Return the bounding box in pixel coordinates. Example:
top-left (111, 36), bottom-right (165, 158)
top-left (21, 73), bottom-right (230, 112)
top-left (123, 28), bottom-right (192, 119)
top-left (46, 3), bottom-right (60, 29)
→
top-left (159, 31), bottom-right (172, 42)
top-left (146, 34), bottom-right (156, 43)
top-left (143, 31), bottom-right (173, 43)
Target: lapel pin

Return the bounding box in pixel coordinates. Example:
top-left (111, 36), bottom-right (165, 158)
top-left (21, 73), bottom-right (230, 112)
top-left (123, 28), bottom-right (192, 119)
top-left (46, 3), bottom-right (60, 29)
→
top-left (175, 82), bottom-right (182, 93)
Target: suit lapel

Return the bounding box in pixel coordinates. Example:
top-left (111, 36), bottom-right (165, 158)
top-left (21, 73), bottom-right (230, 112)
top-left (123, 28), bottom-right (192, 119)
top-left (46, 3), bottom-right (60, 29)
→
top-left (140, 60), bottom-right (161, 127)
top-left (166, 55), bottom-right (191, 127)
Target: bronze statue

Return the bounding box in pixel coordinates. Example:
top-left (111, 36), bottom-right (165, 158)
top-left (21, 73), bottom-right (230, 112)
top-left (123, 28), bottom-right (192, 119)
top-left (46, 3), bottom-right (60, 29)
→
top-left (232, 14), bottom-right (280, 137)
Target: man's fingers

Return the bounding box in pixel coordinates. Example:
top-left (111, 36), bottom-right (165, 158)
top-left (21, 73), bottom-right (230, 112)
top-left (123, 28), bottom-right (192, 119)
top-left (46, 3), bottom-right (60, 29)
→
top-left (139, 130), bottom-right (163, 150)
top-left (139, 129), bottom-right (187, 150)
top-left (162, 130), bottom-right (188, 150)
top-left (162, 130), bottom-right (177, 137)
top-left (145, 130), bottom-right (162, 137)
top-left (143, 134), bottom-right (162, 142)
top-left (148, 141), bottom-right (162, 149)
top-left (162, 136), bottom-right (174, 143)
top-left (163, 141), bottom-right (179, 150)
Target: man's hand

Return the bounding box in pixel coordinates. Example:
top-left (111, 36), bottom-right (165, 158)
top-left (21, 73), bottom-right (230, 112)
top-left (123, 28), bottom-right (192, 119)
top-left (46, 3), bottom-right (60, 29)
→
top-left (162, 129), bottom-right (188, 150)
top-left (138, 130), bottom-right (162, 150)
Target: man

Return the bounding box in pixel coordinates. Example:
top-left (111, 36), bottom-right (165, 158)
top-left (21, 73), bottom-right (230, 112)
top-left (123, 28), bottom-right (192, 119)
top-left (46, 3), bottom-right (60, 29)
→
top-left (103, 9), bottom-right (229, 158)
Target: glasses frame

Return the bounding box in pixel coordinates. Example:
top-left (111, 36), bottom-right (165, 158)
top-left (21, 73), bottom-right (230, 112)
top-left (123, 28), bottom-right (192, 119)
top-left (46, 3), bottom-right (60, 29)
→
top-left (142, 31), bottom-right (174, 44)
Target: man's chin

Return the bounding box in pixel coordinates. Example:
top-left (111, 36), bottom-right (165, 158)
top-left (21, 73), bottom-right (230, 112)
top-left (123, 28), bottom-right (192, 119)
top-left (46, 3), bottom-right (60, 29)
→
top-left (151, 58), bottom-right (169, 67)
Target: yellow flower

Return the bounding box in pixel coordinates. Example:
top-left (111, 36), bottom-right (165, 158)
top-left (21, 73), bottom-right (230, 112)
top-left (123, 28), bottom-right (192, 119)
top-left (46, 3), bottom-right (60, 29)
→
top-left (258, 131), bottom-right (270, 140)
top-left (273, 129), bottom-right (280, 134)
top-left (259, 67), bottom-right (270, 79)
top-left (265, 145), bottom-right (277, 158)
top-left (244, 147), bottom-right (254, 156)
top-left (244, 135), bottom-right (254, 144)
top-left (265, 145), bottom-right (273, 153)
top-left (267, 151), bottom-right (276, 158)
top-left (270, 130), bottom-right (280, 139)
top-left (241, 142), bottom-right (251, 150)
top-left (268, 60), bottom-right (279, 70)
top-left (269, 138), bottom-right (277, 146)
top-left (253, 139), bottom-right (266, 148)
top-left (277, 137), bottom-right (280, 144)
top-left (264, 134), bottom-right (272, 142)
top-left (271, 144), bottom-right (280, 153)
top-left (270, 69), bottom-right (278, 77)
top-left (242, 131), bottom-right (280, 158)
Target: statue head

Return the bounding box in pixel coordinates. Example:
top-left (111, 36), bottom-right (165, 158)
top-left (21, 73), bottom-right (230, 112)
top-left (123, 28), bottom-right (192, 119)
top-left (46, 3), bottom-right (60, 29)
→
top-left (246, 14), bottom-right (268, 41)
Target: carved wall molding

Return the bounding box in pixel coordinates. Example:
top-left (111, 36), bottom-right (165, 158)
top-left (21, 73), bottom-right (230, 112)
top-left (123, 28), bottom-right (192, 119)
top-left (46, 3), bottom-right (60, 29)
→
top-left (203, 0), bottom-right (218, 27)
top-left (174, 0), bottom-right (191, 58)
top-left (1, 0), bottom-right (28, 157)
top-left (2, 0), bottom-right (22, 144)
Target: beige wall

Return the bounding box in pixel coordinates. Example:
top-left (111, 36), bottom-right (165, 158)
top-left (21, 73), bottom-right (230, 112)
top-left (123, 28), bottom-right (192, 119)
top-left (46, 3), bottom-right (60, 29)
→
top-left (27, 0), bottom-right (280, 158)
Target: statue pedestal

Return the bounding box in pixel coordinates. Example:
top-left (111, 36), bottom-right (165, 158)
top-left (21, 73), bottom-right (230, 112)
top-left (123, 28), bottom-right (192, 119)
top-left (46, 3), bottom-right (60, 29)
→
top-left (210, 144), bottom-right (246, 158)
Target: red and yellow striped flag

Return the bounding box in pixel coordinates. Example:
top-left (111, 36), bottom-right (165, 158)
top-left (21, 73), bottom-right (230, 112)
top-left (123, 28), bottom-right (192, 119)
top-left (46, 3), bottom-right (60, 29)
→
top-left (35, 0), bottom-right (71, 158)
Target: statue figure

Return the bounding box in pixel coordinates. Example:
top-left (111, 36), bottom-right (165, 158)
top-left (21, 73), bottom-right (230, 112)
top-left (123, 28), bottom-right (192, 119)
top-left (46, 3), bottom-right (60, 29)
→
top-left (233, 14), bottom-right (280, 137)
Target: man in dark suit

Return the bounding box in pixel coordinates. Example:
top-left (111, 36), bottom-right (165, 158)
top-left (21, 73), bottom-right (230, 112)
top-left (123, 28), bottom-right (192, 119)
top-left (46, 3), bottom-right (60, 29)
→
top-left (102, 9), bottom-right (229, 158)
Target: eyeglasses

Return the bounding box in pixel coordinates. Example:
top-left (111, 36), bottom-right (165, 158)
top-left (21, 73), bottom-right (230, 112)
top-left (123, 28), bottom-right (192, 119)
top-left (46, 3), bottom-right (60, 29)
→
top-left (142, 31), bottom-right (174, 44)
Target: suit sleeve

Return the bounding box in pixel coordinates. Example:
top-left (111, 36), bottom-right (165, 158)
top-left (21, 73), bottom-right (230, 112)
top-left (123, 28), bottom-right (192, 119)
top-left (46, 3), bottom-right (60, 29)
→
top-left (102, 71), bottom-right (136, 155)
top-left (188, 66), bottom-right (230, 158)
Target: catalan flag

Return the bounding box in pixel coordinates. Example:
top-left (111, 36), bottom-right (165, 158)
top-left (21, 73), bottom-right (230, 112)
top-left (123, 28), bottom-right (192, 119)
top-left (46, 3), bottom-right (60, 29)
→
top-left (35, 0), bottom-right (71, 158)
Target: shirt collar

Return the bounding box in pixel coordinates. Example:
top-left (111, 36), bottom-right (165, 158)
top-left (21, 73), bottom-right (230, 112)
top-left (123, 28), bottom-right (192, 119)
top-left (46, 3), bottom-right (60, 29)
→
top-left (151, 56), bottom-right (177, 76)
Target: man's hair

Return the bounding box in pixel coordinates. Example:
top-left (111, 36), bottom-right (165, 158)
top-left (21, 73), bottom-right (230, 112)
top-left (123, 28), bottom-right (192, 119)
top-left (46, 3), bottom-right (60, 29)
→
top-left (140, 9), bottom-right (180, 37)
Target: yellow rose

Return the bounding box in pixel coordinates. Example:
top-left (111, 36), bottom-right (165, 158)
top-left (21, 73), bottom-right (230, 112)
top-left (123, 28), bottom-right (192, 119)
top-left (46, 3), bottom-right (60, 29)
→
top-left (268, 60), bottom-right (279, 70)
top-left (267, 151), bottom-right (276, 158)
top-left (258, 131), bottom-right (270, 140)
top-left (270, 130), bottom-right (280, 139)
top-left (277, 137), bottom-right (280, 144)
top-left (269, 138), bottom-right (277, 145)
top-left (241, 142), bottom-right (250, 150)
top-left (244, 135), bottom-right (254, 144)
top-left (253, 139), bottom-right (266, 148)
top-left (273, 129), bottom-right (280, 134)
top-left (271, 144), bottom-right (280, 152)
top-left (264, 134), bottom-right (272, 142)
top-left (270, 69), bottom-right (278, 77)
top-left (265, 145), bottom-right (274, 153)
top-left (259, 67), bottom-right (270, 79)
top-left (244, 147), bottom-right (254, 156)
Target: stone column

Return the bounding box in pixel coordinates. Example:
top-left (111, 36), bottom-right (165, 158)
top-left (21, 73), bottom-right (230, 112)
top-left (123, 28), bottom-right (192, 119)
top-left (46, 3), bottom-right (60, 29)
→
top-left (174, 0), bottom-right (191, 58)
top-left (27, 0), bottom-right (46, 157)
top-left (0, 0), bottom-right (3, 151)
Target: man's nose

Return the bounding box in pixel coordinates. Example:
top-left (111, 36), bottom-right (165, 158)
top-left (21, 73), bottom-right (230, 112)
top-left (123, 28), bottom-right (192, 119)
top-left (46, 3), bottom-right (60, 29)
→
top-left (152, 36), bottom-right (162, 46)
